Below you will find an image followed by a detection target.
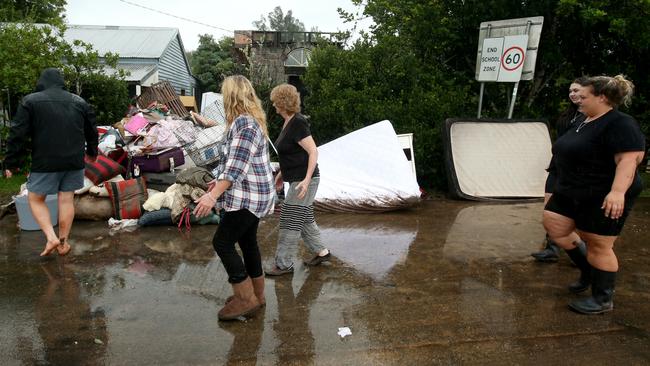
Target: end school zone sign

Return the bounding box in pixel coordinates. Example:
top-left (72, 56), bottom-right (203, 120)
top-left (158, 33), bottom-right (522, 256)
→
top-left (477, 35), bottom-right (528, 82)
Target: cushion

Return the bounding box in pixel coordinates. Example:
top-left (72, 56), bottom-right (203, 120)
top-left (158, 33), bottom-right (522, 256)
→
top-left (85, 155), bottom-right (126, 185)
top-left (105, 178), bottom-right (148, 219)
top-left (73, 194), bottom-right (113, 221)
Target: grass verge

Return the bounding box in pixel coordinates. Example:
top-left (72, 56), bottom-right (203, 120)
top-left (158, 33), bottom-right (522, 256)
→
top-left (0, 174), bottom-right (27, 202)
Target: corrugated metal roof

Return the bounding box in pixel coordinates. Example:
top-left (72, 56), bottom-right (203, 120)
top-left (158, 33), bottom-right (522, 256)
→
top-left (103, 63), bottom-right (157, 82)
top-left (63, 25), bottom-right (178, 58)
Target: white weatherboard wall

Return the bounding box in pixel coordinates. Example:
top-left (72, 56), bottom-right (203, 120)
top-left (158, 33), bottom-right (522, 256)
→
top-left (450, 121), bottom-right (551, 197)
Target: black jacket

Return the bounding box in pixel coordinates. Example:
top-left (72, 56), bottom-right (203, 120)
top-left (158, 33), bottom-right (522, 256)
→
top-left (3, 68), bottom-right (98, 172)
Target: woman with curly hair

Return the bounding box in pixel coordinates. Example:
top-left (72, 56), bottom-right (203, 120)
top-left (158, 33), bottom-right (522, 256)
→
top-left (543, 75), bottom-right (645, 314)
top-left (265, 84), bottom-right (331, 276)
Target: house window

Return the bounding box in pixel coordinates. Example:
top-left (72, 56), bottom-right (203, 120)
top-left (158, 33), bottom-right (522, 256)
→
top-left (180, 89), bottom-right (186, 96)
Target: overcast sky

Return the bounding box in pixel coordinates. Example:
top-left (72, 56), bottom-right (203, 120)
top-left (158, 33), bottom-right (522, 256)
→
top-left (64, 0), bottom-right (372, 51)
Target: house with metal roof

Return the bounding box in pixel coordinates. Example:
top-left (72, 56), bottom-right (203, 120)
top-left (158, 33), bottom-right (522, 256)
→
top-left (64, 25), bottom-right (196, 97)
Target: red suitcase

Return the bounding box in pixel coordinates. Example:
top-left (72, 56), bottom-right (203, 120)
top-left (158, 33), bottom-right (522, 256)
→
top-left (131, 147), bottom-right (185, 173)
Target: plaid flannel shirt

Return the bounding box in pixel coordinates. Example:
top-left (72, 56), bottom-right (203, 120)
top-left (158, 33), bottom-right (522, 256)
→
top-left (213, 114), bottom-right (274, 218)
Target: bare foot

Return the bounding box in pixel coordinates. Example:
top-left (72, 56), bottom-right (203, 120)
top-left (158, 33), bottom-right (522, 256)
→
top-left (40, 239), bottom-right (61, 256)
top-left (57, 238), bottom-right (71, 256)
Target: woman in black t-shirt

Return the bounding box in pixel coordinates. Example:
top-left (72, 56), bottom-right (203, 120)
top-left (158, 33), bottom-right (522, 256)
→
top-left (532, 78), bottom-right (588, 263)
top-left (264, 84), bottom-right (331, 276)
top-left (543, 75), bottom-right (646, 315)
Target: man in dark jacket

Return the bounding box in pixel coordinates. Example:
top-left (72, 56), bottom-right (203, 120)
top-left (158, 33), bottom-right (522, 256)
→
top-left (3, 68), bottom-right (98, 256)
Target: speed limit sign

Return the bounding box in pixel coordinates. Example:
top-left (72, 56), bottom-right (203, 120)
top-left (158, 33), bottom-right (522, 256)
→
top-left (498, 35), bottom-right (528, 82)
top-left (502, 46), bottom-right (525, 71)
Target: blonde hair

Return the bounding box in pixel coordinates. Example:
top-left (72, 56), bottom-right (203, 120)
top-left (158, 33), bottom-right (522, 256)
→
top-left (584, 74), bottom-right (635, 108)
top-left (270, 84), bottom-right (301, 114)
top-left (221, 75), bottom-right (268, 136)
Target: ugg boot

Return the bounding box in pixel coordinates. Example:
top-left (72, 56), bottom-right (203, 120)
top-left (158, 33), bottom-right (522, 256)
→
top-left (218, 277), bottom-right (261, 321)
top-left (225, 275), bottom-right (266, 306)
top-left (569, 269), bottom-right (616, 315)
top-left (251, 275), bottom-right (265, 306)
top-left (565, 244), bottom-right (591, 293)
top-left (531, 234), bottom-right (560, 262)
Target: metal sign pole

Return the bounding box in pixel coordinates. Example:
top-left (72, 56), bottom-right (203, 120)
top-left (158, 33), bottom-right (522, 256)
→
top-left (507, 82), bottom-right (519, 119)
top-left (506, 20), bottom-right (532, 119)
top-left (477, 24), bottom-right (492, 119)
top-left (477, 83), bottom-right (485, 118)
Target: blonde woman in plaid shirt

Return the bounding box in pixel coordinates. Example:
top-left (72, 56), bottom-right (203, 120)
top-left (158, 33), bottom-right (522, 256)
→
top-left (193, 75), bottom-right (274, 321)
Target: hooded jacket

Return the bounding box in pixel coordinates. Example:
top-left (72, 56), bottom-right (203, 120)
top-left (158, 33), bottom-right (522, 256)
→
top-left (3, 68), bottom-right (98, 172)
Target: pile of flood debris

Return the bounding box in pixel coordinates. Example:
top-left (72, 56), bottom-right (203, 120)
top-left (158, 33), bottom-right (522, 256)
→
top-left (9, 82), bottom-right (421, 231)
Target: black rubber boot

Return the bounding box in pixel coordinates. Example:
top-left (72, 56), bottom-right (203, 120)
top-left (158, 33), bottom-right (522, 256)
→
top-left (565, 244), bottom-right (590, 293)
top-left (531, 235), bottom-right (560, 262)
top-left (569, 269), bottom-right (616, 315)
top-left (567, 240), bottom-right (587, 267)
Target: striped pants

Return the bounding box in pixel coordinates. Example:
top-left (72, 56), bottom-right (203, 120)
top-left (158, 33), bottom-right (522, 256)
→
top-left (275, 177), bottom-right (325, 270)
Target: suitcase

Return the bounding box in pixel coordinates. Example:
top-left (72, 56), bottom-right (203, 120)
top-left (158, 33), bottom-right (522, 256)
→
top-left (142, 170), bottom-right (178, 191)
top-left (131, 147), bottom-right (185, 173)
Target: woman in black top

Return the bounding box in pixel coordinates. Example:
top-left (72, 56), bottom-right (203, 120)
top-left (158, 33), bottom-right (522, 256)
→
top-left (264, 84), bottom-right (331, 276)
top-left (543, 75), bottom-right (645, 314)
top-left (532, 78), bottom-right (588, 262)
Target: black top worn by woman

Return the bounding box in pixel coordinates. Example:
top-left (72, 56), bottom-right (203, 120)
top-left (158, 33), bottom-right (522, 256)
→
top-left (547, 104), bottom-right (586, 174)
top-left (275, 113), bottom-right (319, 182)
top-left (552, 109), bottom-right (645, 201)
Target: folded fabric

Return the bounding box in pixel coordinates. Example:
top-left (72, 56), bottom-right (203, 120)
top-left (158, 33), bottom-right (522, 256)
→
top-left (143, 191), bottom-right (166, 211)
top-left (85, 155), bottom-right (126, 185)
top-left (105, 177), bottom-right (148, 220)
top-left (176, 167), bottom-right (214, 190)
top-left (146, 123), bottom-right (179, 149)
top-left (138, 209), bottom-right (174, 226)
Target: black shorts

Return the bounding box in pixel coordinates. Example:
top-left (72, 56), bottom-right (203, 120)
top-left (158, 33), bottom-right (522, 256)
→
top-left (544, 192), bottom-right (636, 236)
top-left (545, 171), bottom-right (556, 194)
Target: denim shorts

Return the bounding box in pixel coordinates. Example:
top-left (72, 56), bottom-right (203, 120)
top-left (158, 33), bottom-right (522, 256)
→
top-left (27, 169), bottom-right (84, 195)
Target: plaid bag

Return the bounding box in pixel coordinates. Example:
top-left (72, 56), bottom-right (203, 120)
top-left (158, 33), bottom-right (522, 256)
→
top-left (105, 178), bottom-right (148, 219)
top-left (85, 155), bottom-right (126, 185)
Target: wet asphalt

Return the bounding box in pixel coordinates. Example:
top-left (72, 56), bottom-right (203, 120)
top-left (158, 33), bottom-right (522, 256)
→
top-left (1, 198), bottom-right (649, 365)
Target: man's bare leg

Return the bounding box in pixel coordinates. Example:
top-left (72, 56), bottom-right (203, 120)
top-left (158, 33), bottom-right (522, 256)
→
top-left (28, 192), bottom-right (60, 256)
top-left (56, 191), bottom-right (75, 255)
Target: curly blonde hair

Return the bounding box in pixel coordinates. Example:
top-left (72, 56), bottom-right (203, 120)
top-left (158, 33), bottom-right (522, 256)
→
top-left (221, 75), bottom-right (268, 136)
top-left (270, 84), bottom-right (301, 114)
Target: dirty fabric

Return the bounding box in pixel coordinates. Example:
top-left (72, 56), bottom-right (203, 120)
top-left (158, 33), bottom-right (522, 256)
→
top-left (175, 167), bottom-right (214, 190)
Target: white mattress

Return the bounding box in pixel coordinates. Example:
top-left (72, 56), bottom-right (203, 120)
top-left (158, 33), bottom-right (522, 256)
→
top-left (313, 120), bottom-right (421, 212)
top-left (449, 121), bottom-right (551, 198)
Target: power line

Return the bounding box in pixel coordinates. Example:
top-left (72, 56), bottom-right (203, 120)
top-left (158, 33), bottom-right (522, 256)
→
top-left (117, 0), bottom-right (234, 34)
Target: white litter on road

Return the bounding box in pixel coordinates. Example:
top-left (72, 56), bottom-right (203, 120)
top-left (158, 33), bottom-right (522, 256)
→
top-left (337, 327), bottom-right (352, 338)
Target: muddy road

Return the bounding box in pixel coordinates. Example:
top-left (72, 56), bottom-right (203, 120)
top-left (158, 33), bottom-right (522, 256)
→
top-left (1, 199), bottom-right (649, 365)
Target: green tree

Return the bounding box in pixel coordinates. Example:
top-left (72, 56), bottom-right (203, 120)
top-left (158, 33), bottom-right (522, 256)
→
top-left (0, 23), bottom-right (65, 96)
top-left (253, 6), bottom-right (306, 32)
top-left (61, 39), bottom-right (125, 95)
top-left (0, 0), bottom-right (66, 24)
top-left (78, 72), bottom-right (129, 125)
top-left (304, 40), bottom-right (471, 189)
top-left (189, 34), bottom-right (247, 93)
top-left (0, 23), bottom-right (129, 125)
top-left (307, 0), bottom-right (650, 190)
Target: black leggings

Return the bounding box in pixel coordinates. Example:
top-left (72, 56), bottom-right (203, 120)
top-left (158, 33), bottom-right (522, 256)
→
top-left (212, 209), bottom-right (262, 284)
